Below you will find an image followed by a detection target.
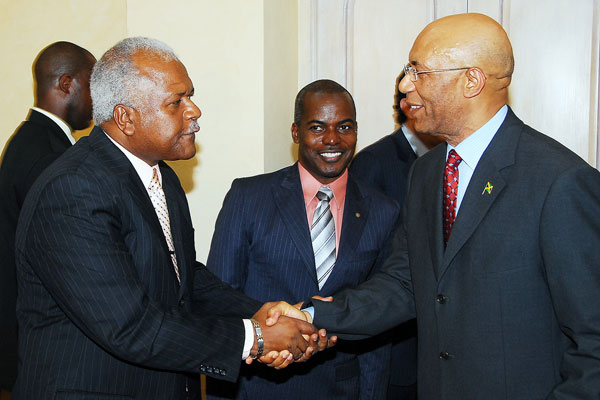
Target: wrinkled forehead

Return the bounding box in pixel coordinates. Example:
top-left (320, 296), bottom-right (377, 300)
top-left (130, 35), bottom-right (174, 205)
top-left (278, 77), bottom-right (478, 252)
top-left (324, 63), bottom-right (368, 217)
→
top-left (409, 27), bottom-right (468, 68)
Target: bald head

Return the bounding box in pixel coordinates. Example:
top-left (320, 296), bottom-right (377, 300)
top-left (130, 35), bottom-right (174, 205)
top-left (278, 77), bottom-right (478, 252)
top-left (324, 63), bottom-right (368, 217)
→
top-left (34, 41), bottom-right (96, 98)
top-left (414, 13), bottom-right (513, 89)
top-left (33, 41), bottom-right (96, 130)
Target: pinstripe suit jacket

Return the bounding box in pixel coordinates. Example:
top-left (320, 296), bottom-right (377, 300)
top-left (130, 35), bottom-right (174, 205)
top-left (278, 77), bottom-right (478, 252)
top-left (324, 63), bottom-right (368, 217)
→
top-left (0, 110), bottom-right (72, 390)
top-left (13, 127), bottom-right (262, 400)
top-left (206, 164), bottom-right (400, 400)
top-left (312, 109), bottom-right (600, 399)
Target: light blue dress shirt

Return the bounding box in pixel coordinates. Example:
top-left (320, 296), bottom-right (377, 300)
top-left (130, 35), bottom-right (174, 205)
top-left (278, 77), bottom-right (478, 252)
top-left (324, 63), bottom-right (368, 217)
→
top-left (447, 105), bottom-right (508, 214)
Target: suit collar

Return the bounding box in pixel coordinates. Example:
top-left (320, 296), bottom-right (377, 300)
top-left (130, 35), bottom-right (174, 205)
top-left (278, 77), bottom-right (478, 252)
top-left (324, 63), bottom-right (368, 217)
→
top-left (391, 128), bottom-right (418, 163)
top-left (28, 109), bottom-right (73, 150)
top-left (88, 128), bottom-right (183, 288)
top-left (437, 107), bottom-right (522, 279)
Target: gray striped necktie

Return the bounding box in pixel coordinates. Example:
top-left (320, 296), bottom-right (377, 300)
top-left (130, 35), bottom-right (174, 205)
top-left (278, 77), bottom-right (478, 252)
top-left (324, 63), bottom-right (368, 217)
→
top-left (311, 186), bottom-right (336, 290)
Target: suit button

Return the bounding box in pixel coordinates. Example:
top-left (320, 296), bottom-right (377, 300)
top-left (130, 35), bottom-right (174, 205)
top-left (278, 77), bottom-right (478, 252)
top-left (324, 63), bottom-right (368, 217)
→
top-left (207, 367), bottom-right (213, 374)
top-left (220, 369), bottom-right (227, 376)
top-left (200, 365), bottom-right (206, 372)
top-left (439, 351), bottom-right (451, 360)
top-left (436, 294), bottom-right (447, 304)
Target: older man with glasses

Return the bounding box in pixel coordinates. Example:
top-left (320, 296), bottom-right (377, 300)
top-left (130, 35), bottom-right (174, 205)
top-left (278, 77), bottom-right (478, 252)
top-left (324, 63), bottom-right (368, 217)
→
top-left (269, 12), bottom-right (600, 400)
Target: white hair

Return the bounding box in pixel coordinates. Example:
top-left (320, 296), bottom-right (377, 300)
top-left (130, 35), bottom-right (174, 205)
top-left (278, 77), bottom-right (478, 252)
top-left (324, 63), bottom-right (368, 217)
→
top-left (90, 37), bottom-right (180, 124)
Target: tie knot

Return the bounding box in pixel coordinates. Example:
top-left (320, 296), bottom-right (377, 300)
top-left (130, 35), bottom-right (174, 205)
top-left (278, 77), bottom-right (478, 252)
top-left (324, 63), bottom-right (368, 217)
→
top-left (149, 168), bottom-right (162, 190)
top-left (447, 150), bottom-right (462, 167)
top-left (316, 186), bottom-right (333, 202)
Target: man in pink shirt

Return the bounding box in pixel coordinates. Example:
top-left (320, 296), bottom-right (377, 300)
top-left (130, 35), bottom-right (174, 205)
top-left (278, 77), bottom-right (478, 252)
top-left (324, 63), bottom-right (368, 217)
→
top-left (206, 79), bottom-right (400, 400)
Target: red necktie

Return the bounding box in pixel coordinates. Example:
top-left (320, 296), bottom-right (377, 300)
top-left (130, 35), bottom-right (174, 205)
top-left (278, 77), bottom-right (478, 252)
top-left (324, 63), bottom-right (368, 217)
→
top-left (443, 150), bottom-right (462, 245)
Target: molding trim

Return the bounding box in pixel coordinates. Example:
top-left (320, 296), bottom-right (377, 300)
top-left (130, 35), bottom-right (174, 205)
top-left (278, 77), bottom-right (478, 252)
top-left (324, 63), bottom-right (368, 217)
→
top-left (591, 0), bottom-right (600, 168)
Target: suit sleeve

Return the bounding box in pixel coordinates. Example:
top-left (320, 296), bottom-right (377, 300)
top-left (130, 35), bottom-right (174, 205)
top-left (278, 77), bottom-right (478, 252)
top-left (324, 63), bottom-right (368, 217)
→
top-left (541, 165), bottom-right (600, 399)
top-left (19, 172), bottom-right (248, 382)
top-left (206, 179), bottom-right (250, 290)
top-left (313, 221), bottom-right (416, 340)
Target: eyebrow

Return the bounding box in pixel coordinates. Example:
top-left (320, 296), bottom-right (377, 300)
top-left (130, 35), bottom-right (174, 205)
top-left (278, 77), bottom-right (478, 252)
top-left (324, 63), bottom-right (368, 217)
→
top-left (306, 118), bottom-right (355, 125)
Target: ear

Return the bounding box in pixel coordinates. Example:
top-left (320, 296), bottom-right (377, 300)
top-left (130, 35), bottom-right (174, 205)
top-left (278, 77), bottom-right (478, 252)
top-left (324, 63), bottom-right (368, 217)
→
top-left (58, 74), bottom-right (73, 94)
top-left (463, 67), bottom-right (486, 98)
top-left (291, 122), bottom-right (300, 144)
top-left (113, 105), bottom-right (137, 136)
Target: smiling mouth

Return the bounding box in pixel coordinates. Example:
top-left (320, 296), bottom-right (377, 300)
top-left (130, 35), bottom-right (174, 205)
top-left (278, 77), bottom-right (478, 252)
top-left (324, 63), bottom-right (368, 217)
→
top-left (319, 151), bottom-right (343, 161)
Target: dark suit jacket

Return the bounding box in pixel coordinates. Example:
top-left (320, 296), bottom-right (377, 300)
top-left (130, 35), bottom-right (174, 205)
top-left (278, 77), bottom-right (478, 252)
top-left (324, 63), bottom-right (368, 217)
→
top-left (312, 108), bottom-right (600, 399)
top-left (13, 127), bottom-right (263, 400)
top-left (349, 127), bottom-right (418, 389)
top-left (0, 110), bottom-right (72, 390)
top-left (206, 164), bottom-right (400, 400)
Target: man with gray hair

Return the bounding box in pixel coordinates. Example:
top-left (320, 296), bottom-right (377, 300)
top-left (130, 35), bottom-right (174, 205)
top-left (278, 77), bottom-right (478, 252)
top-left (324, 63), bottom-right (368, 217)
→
top-left (12, 37), bottom-right (322, 400)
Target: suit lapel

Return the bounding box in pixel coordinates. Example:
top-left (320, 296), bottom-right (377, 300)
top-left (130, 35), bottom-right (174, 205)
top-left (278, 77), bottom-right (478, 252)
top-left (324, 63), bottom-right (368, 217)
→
top-left (89, 128), bottom-right (170, 257)
top-left (321, 176), bottom-right (368, 292)
top-left (424, 145), bottom-right (447, 280)
top-left (273, 165), bottom-right (317, 284)
top-left (439, 109), bottom-right (521, 279)
top-left (161, 165), bottom-right (188, 294)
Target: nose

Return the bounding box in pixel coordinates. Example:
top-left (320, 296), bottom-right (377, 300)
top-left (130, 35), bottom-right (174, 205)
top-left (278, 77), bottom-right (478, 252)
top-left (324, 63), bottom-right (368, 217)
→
top-left (184, 98), bottom-right (202, 120)
top-left (322, 127), bottom-right (340, 145)
top-left (398, 73), bottom-right (414, 94)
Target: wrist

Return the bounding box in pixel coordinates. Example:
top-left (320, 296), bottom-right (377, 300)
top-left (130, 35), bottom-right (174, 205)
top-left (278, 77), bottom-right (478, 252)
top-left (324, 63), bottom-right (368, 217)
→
top-left (250, 318), bottom-right (264, 359)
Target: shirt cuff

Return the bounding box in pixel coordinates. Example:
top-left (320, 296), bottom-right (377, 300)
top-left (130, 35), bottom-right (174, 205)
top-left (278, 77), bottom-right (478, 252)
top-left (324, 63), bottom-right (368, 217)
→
top-left (241, 319), bottom-right (254, 359)
top-left (303, 306), bottom-right (315, 321)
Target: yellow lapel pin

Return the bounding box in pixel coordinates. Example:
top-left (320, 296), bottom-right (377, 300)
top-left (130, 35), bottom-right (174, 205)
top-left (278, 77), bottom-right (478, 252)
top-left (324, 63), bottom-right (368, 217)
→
top-left (482, 182), bottom-right (493, 195)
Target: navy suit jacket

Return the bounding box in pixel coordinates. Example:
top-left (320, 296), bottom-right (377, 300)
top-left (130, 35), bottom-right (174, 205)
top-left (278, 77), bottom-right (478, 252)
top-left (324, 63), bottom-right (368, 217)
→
top-left (349, 128), bottom-right (418, 388)
top-left (206, 164), bottom-right (400, 400)
top-left (0, 110), bottom-right (72, 390)
top-left (13, 127), bottom-right (262, 400)
top-left (313, 108), bottom-right (600, 399)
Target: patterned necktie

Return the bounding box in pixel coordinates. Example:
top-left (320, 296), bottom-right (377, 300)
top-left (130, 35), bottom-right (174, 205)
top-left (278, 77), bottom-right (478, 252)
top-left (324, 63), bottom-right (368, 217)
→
top-left (148, 168), bottom-right (180, 283)
top-left (443, 150), bottom-right (462, 245)
top-left (311, 186), bottom-right (336, 290)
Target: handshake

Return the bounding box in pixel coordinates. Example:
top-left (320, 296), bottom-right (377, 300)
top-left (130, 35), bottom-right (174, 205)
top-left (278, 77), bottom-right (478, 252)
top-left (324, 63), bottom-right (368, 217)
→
top-left (246, 297), bottom-right (335, 369)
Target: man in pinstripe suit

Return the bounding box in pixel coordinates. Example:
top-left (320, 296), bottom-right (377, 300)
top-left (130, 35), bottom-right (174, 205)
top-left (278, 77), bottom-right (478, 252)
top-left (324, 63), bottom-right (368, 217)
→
top-left (12, 37), bottom-right (320, 400)
top-left (206, 80), bottom-right (399, 399)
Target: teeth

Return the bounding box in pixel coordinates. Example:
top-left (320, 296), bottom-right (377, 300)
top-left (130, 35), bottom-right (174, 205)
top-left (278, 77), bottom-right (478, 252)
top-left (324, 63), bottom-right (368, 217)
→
top-left (321, 152), bottom-right (342, 157)
top-left (411, 105), bottom-right (422, 109)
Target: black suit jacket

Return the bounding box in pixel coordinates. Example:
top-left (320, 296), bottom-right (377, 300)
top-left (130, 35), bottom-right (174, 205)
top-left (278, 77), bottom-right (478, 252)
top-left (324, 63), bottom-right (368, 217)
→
top-left (0, 110), bottom-right (72, 390)
top-left (13, 127), bottom-right (262, 400)
top-left (313, 108), bottom-right (600, 399)
top-left (349, 127), bottom-right (418, 389)
top-left (206, 164), bottom-right (399, 399)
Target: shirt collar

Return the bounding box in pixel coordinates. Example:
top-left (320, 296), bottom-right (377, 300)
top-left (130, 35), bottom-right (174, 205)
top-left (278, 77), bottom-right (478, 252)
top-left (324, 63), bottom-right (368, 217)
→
top-left (298, 162), bottom-right (348, 208)
top-left (104, 131), bottom-right (161, 188)
top-left (402, 123), bottom-right (428, 157)
top-left (31, 107), bottom-right (75, 145)
top-left (447, 105), bottom-right (508, 168)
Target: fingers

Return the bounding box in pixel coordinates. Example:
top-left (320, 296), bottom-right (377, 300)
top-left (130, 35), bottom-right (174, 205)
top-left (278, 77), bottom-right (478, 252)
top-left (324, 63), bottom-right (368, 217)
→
top-left (260, 350), bottom-right (294, 370)
top-left (265, 301), bottom-right (307, 326)
top-left (312, 295), bottom-right (333, 302)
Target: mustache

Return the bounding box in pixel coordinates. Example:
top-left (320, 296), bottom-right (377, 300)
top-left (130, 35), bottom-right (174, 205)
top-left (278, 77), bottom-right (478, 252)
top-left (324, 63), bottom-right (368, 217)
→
top-left (188, 120), bottom-right (200, 134)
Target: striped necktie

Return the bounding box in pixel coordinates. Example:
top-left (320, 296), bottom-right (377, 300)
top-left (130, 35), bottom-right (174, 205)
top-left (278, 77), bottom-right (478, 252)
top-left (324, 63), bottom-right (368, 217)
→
top-left (311, 186), bottom-right (336, 290)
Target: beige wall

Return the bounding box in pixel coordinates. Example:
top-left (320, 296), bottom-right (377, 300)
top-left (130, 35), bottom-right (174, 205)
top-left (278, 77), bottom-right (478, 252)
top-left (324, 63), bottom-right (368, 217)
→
top-left (0, 0), bottom-right (299, 262)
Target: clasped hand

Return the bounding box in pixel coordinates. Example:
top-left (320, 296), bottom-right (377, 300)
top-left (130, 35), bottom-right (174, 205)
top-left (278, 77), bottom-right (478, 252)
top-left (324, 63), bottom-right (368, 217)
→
top-left (247, 298), bottom-right (336, 369)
